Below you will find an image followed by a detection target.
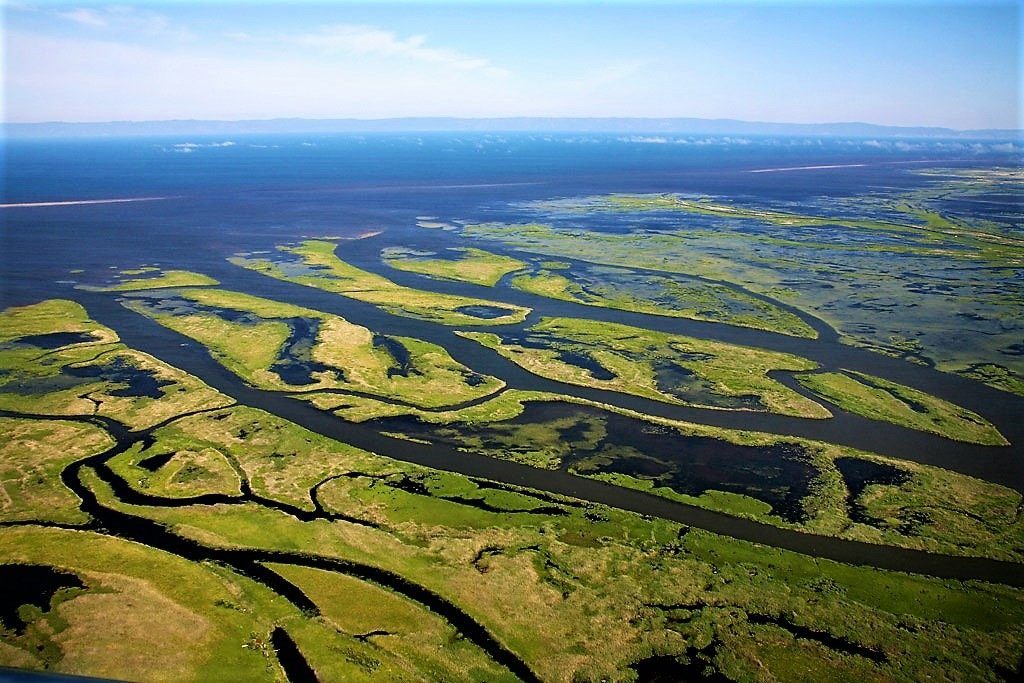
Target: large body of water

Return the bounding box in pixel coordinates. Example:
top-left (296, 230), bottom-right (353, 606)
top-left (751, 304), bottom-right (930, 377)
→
top-left (2, 132), bottom-right (1019, 307)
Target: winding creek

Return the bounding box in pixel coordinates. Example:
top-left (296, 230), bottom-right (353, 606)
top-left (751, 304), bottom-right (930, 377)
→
top-left (0, 408), bottom-right (540, 683)
top-left (58, 290), bottom-right (1024, 588)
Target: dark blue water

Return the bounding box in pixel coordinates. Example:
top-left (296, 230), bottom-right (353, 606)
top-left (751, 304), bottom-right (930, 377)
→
top-left (2, 133), bottom-right (1019, 308)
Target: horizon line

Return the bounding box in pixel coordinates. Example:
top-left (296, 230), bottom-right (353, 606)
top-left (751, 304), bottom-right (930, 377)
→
top-left (5, 115), bottom-right (1022, 134)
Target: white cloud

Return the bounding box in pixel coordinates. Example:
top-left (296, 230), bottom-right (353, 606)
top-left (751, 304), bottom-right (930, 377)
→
top-left (53, 6), bottom-right (192, 40)
top-left (56, 8), bottom-right (109, 28)
top-left (5, 28), bottom-right (522, 121)
top-left (291, 24), bottom-right (505, 76)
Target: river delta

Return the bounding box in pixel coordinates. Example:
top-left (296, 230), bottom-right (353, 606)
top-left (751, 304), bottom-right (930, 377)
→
top-left (1, 136), bottom-right (1022, 681)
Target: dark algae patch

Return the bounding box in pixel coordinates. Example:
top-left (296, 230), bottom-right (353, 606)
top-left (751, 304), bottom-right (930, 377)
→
top-left (0, 352), bottom-right (173, 401)
top-left (136, 450), bottom-right (178, 472)
top-left (501, 332), bottom-right (615, 380)
top-left (373, 403), bottom-right (818, 523)
top-left (454, 304), bottom-right (516, 320)
top-left (651, 358), bottom-right (764, 410)
top-left (1, 356), bottom-right (173, 398)
top-left (630, 643), bottom-right (733, 682)
top-left (835, 457), bottom-right (911, 526)
top-left (66, 358), bottom-right (173, 399)
top-left (372, 334), bottom-right (418, 379)
top-left (0, 564), bottom-right (85, 634)
top-left (268, 317), bottom-right (341, 386)
top-left (747, 613), bottom-right (886, 663)
top-left (567, 419), bottom-right (815, 523)
top-left (4, 332), bottom-right (98, 350)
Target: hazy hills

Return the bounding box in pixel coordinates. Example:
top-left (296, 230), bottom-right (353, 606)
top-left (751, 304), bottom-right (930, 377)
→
top-left (5, 117), bottom-right (1020, 139)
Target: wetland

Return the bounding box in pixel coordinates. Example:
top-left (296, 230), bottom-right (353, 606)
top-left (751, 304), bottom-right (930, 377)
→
top-left (2, 135), bottom-right (1022, 682)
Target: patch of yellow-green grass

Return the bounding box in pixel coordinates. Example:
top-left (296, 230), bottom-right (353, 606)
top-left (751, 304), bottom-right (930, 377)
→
top-left (510, 270), bottom-right (582, 300)
top-left (84, 458), bottom-right (1024, 682)
top-left (303, 388), bottom-right (562, 425)
top-left (0, 345), bottom-right (233, 432)
top-left (511, 270), bottom-right (818, 338)
top-left (0, 419), bottom-right (114, 525)
top-left (457, 329), bottom-right (667, 404)
top-left (82, 269), bottom-right (220, 292)
top-left (123, 287), bottom-right (504, 408)
top-left (317, 469), bottom-right (583, 532)
top-left (796, 370), bottom-right (1008, 445)
top-left (266, 564), bottom-right (516, 681)
top-left (459, 316), bottom-right (829, 418)
top-left (231, 239), bottom-right (530, 325)
top-left (146, 406), bottom-right (387, 512)
top-left (303, 392), bottom-right (421, 422)
top-left (107, 442), bottom-right (243, 500)
top-left (0, 299), bottom-right (118, 347)
top-left (0, 526), bottom-right (292, 681)
top-left (125, 297), bottom-right (292, 380)
top-left (384, 246), bottom-right (526, 286)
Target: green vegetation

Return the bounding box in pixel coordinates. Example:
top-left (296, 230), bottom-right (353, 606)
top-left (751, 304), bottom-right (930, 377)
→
top-left (84, 450), bottom-right (1024, 683)
top-left (81, 269), bottom-right (220, 292)
top-left (266, 564), bottom-right (515, 681)
top-left (0, 526), bottom-right (402, 682)
top-left (145, 406), bottom-right (388, 511)
top-left (600, 192), bottom-right (1024, 256)
top-left (303, 386), bottom-right (1024, 561)
top-left (797, 370), bottom-right (1009, 445)
top-left (383, 246), bottom-right (526, 286)
top-left (457, 177), bottom-right (1024, 396)
top-left (603, 193), bottom-right (922, 234)
top-left (459, 316), bottom-right (829, 417)
top-left (121, 287), bottom-right (505, 408)
top-left (303, 387), bottom-right (562, 425)
top-left (0, 419), bottom-right (113, 524)
top-left (510, 265), bottom-right (817, 338)
top-left (955, 363), bottom-right (1024, 398)
top-left (0, 301), bottom-right (232, 430)
top-left (0, 298), bottom-right (118, 346)
top-left (231, 239), bottom-right (530, 325)
top-left (3, 297), bottom-right (1024, 681)
top-left (108, 439), bottom-right (243, 500)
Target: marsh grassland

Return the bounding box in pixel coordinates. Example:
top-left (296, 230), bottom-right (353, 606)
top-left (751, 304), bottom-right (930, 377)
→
top-left (3, 166), bottom-right (1023, 682)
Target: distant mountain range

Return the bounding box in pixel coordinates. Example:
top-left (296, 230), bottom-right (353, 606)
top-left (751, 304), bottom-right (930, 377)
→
top-left (4, 117), bottom-right (1020, 139)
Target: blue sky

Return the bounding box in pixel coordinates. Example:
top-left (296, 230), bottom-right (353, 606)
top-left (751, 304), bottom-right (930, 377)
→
top-left (3, 2), bottom-right (1020, 128)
